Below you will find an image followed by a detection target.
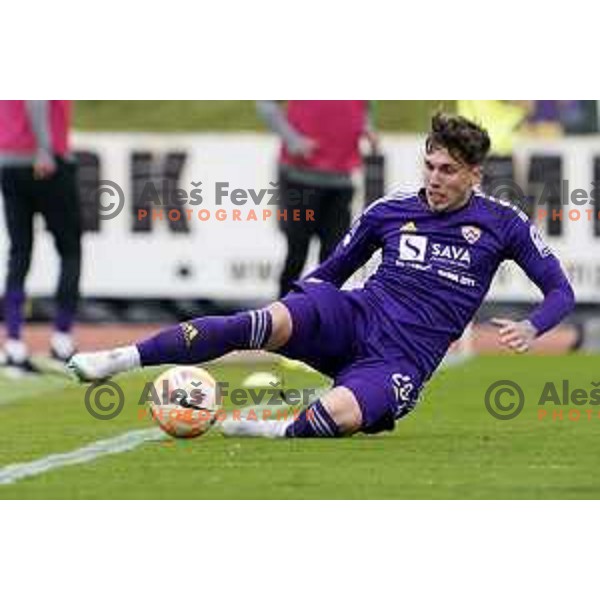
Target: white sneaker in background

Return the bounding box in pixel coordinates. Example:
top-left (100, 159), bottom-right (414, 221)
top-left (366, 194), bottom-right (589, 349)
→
top-left (50, 332), bottom-right (76, 362)
top-left (4, 339), bottom-right (29, 364)
top-left (2, 339), bottom-right (41, 378)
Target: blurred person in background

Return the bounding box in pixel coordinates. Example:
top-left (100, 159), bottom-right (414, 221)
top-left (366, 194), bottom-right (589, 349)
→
top-left (524, 100), bottom-right (564, 137)
top-left (257, 100), bottom-right (378, 296)
top-left (525, 100), bottom-right (598, 135)
top-left (559, 100), bottom-right (598, 134)
top-left (0, 100), bottom-right (81, 375)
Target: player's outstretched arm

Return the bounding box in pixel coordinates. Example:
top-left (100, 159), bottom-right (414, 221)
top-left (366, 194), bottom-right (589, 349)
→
top-left (497, 215), bottom-right (576, 352)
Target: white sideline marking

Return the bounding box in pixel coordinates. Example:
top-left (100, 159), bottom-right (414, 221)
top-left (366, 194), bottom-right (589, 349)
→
top-left (0, 380), bottom-right (72, 408)
top-left (0, 391), bottom-right (321, 486)
top-left (0, 428), bottom-right (166, 486)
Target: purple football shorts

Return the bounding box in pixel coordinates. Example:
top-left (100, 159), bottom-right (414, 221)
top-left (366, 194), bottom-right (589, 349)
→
top-left (279, 280), bottom-right (425, 433)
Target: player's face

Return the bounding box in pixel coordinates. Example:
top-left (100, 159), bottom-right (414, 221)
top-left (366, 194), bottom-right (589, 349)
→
top-left (423, 148), bottom-right (481, 212)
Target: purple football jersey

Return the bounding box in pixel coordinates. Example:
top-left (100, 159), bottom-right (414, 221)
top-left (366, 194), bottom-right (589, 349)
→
top-left (305, 188), bottom-right (575, 374)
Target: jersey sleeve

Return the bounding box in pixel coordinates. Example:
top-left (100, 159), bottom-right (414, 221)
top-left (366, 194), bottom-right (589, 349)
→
top-left (504, 212), bottom-right (575, 335)
top-left (303, 201), bottom-right (383, 287)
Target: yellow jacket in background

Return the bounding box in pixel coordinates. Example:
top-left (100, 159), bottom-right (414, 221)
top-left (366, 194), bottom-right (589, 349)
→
top-left (457, 100), bottom-right (528, 156)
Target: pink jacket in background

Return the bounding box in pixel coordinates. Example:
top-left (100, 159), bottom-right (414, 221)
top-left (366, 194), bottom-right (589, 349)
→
top-left (280, 100), bottom-right (367, 174)
top-left (0, 100), bottom-right (72, 156)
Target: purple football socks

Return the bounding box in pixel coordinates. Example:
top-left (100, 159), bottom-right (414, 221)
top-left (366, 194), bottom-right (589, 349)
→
top-left (4, 289), bottom-right (25, 339)
top-left (137, 309), bottom-right (273, 366)
top-left (285, 400), bottom-right (340, 437)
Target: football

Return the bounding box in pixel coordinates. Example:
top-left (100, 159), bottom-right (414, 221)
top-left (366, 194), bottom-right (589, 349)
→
top-left (148, 366), bottom-right (219, 438)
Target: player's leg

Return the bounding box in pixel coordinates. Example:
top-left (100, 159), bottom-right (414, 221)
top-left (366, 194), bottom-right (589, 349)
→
top-left (38, 158), bottom-right (82, 361)
top-left (68, 300), bottom-right (294, 382)
top-left (220, 385), bottom-right (362, 438)
top-left (316, 184), bottom-right (353, 262)
top-left (223, 360), bottom-right (425, 440)
top-left (1, 166), bottom-right (37, 372)
top-left (278, 222), bottom-right (311, 298)
top-left (277, 173), bottom-right (316, 297)
top-left (338, 362), bottom-right (424, 435)
top-left (70, 274), bottom-right (355, 384)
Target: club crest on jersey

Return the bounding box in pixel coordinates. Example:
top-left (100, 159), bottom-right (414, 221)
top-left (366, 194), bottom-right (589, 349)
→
top-left (400, 221), bottom-right (417, 232)
top-left (461, 225), bottom-right (481, 245)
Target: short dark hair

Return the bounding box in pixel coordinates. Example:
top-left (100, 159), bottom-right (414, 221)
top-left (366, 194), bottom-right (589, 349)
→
top-left (425, 113), bottom-right (491, 166)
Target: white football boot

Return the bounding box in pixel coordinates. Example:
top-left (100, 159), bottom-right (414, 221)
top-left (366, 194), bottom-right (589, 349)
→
top-left (68, 346), bottom-right (141, 382)
top-left (220, 415), bottom-right (291, 438)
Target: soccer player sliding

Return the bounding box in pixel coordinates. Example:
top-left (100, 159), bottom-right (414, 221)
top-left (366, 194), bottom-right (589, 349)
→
top-left (69, 114), bottom-right (575, 438)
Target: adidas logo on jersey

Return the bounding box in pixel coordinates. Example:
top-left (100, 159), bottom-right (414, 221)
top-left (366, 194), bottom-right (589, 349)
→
top-left (181, 322), bottom-right (199, 348)
top-left (400, 221), bottom-right (417, 232)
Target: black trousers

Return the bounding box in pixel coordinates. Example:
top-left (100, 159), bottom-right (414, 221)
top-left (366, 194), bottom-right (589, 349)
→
top-left (277, 171), bottom-right (353, 297)
top-left (0, 158), bottom-right (81, 312)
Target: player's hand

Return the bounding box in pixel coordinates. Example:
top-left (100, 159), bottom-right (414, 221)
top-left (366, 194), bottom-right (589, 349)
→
top-left (33, 149), bottom-right (56, 180)
top-left (287, 136), bottom-right (318, 159)
top-left (363, 129), bottom-right (380, 154)
top-left (491, 318), bottom-right (538, 354)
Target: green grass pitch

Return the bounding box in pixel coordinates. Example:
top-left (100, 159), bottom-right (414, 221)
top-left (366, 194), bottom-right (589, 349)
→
top-left (0, 353), bottom-right (598, 499)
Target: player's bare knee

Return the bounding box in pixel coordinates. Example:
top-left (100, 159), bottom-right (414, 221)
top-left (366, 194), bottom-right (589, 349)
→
top-left (265, 301), bottom-right (292, 350)
top-left (320, 387), bottom-right (363, 435)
